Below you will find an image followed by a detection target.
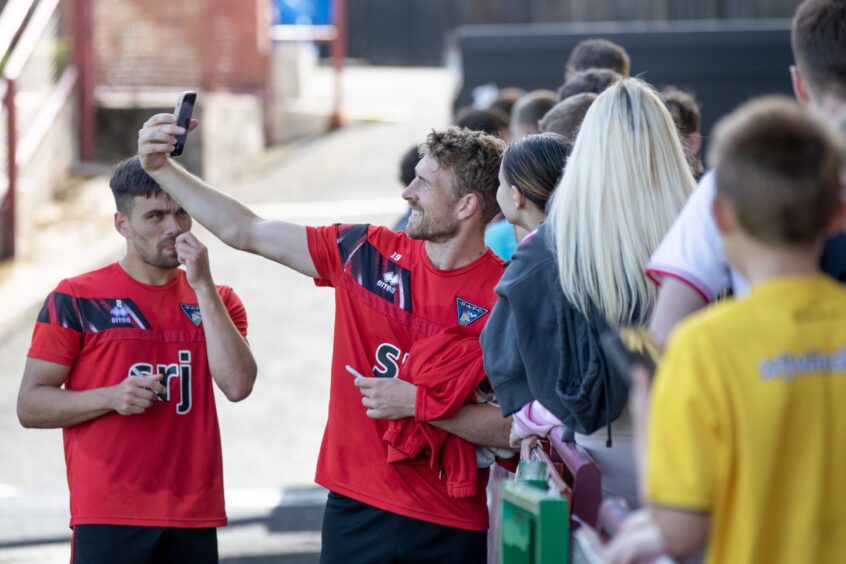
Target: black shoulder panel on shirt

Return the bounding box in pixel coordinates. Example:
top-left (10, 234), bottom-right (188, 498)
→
top-left (335, 223), bottom-right (413, 311)
top-left (76, 297), bottom-right (152, 332)
top-left (37, 291), bottom-right (82, 332)
top-left (347, 240), bottom-right (413, 313)
top-left (336, 224), bottom-right (370, 268)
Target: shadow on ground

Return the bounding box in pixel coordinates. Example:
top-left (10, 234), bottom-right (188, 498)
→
top-left (221, 500), bottom-right (324, 563)
top-left (229, 501), bottom-right (325, 534)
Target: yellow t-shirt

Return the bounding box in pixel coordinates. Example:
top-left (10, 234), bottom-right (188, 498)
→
top-left (648, 275), bottom-right (846, 564)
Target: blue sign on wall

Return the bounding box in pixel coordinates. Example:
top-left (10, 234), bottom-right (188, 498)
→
top-left (274, 0), bottom-right (332, 26)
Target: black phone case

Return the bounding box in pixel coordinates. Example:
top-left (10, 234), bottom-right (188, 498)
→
top-left (172, 92), bottom-right (196, 157)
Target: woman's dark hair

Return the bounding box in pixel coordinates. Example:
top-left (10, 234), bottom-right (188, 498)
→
top-left (501, 133), bottom-right (572, 213)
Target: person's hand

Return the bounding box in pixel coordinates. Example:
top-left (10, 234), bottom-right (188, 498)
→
top-left (111, 374), bottom-right (166, 416)
top-left (603, 509), bottom-right (666, 564)
top-left (137, 113), bottom-right (198, 173)
top-left (176, 233), bottom-right (214, 292)
top-left (509, 425), bottom-right (522, 449)
top-left (509, 422), bottom-right (540, 449)
top-left (517, 435), bottom-right (541, 457)
top-left (354, 377), bottom-right (416, 419)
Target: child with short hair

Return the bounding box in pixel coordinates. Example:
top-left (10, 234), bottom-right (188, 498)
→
top-left (608, 96), bottom-right (846, 563)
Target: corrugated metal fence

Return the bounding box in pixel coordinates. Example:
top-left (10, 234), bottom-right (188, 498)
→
top-left (346, 0), bottom-right (801, 65)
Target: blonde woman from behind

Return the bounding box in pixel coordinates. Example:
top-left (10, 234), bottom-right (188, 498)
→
top-left (546, 77), bottom-right (695, 506)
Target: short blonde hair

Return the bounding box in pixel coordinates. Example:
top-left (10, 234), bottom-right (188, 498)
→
top-left (547, 78), bottom-right (695, 328)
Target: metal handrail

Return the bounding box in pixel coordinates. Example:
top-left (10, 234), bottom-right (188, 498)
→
top-left (0, 0), bottom-right (36, 60)
top-left (1, 76), bottom-right (15, 258)
top-left (1, 0), bottom-right (74, 259)
top-left (549, 432), bottom-right (603, 527)
top-left (529, 443), bottom-right (572, 497)
top-left (16, 65), bottom-right (75, 167)
top-left (3, 0), bottom-right (59, 80)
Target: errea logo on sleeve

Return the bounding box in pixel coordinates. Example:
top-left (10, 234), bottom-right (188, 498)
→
top-left (110, 300), bottom-right (132, 325)
top-left (377, 272), bottom-right (400, 295)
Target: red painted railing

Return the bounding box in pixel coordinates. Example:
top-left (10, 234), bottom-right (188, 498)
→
top-left (0, 0), bottom-right (33, 259)
top-left (0, 0), bottom-right (88, 259)
top-left (1, 79), bottom-right (15, 259)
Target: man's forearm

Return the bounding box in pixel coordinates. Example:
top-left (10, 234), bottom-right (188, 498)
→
top-left (151, 161), bottom-right (319, 277)
top-left (149, 161), bottom-right (258, 251)
top-left (195, 287), bottom-right (256, 402)
top-left (429, 404), bottom-right (512, 449)
top-left (17, 386), bottom-right (113, 429)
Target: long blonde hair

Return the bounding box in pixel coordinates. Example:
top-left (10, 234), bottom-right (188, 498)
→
top-left (546, 77), bottom-right (695, 328)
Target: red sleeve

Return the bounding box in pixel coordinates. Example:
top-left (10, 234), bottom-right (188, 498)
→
top-left (306, 224), bottom-right (342, 287)
top-left (27, 281), bottom-right (83, 366)
top-left (218, 286), bottom-right (248, 339)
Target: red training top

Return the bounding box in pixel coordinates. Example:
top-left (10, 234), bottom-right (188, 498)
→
top-left (307, 224), bottom-right (505, 531)
top-left (27, 263), bottom-right (248, 528)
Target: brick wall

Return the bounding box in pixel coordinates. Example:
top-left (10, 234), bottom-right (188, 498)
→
top-left (93, 0), bottom-right (268, 92)
top-left (205, 0), bottom-right (270, 92)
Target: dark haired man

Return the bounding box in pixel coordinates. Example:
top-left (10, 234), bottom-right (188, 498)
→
top-left (136, 119), bottom-right (512, 561)
top-left (565, 38), bottom-right (631, 80)
top-left (662, 87), bottom-right (704, 179)
top-left (455, 106), bottom-right (511, 139)
top-left (539, 92), bottom-right (597, 143)
top-left (489, 87), bottom-right (526, 118)
top-left (510, 89), bottom-right (559, 140)
top-left (557, 67), bottom-right (622, 101)
top-left (17, 156), bottom-right (257, 562)
top-left (647, 0), bottom-right (846, 349)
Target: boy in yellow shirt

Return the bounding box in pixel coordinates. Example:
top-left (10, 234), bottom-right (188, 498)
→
top-left (607, 96), bottom-right (846, 563)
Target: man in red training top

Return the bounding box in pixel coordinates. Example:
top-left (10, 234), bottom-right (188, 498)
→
top-left (17, 156), bottom-right (257, 563)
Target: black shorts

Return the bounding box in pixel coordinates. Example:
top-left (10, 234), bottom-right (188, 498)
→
top-left (320, 491), bottom-right (486, 564)
top-left (71, 524), bottom-right (218, 564)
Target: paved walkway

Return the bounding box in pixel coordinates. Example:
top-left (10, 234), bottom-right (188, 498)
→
top-left (0, 66), bottom-right (451, 562)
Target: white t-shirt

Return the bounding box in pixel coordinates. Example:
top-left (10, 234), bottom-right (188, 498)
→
top-left (646, 171), bottom-right (750, 301)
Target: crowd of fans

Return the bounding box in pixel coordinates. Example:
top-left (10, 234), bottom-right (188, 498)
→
top-left (395, 0), bottom-right (846, 561)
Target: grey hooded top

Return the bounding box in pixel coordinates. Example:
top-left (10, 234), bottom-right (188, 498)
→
top-left (480, 222), bottom-right (628, 439)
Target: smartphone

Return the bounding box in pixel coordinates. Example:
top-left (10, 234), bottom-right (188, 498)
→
top-left (599, 329), bottom-right (656, 385)
top-left (171, 91), bottom-right (196, 157)
top-left (345, 365), bottom-right (365, 378)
